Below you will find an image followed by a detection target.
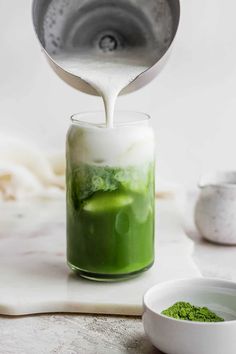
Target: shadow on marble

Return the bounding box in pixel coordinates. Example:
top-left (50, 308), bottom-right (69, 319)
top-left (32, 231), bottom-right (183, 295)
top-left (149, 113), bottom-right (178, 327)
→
top-left (67, 270), bottom-right (148, 285)
top-left (182, 191), bottom-right (236, 282)
top-left (184, 220), bottom-right (236, 281)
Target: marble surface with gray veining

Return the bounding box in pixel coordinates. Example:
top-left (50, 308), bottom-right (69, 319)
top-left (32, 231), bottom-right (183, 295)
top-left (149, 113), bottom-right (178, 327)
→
top-left (0, 198), bottom-right (200, 317)
top-left (1, 196), bottom-right (236, 353)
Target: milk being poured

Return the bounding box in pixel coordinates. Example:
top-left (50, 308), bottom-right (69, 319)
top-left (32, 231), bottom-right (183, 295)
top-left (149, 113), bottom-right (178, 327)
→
top-left (42, 0), bottom-right (174, 127)
top-left (43, 4), bottom-right (172, 128)
top-left (55, 50), bottom-right (152, 128)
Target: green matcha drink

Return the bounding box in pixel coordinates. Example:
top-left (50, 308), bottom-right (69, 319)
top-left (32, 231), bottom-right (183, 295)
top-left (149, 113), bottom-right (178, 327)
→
top-left (66, 112), bottom-right (155, 281)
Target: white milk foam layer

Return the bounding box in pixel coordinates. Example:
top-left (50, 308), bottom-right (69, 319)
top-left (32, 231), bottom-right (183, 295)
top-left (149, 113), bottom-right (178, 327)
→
top-left (56, 51), bottom-right (152, 128)
top-left (69, 121), bottom-right (155, 167)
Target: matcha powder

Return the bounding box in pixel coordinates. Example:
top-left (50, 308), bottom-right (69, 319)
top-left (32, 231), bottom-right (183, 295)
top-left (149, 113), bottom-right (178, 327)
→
top-left (161, 302), bottom-right (224, 322)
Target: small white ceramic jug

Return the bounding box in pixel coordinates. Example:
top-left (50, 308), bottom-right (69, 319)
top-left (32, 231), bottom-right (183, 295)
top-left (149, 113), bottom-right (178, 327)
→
top-left (195, 171), bottom-right (236, 245)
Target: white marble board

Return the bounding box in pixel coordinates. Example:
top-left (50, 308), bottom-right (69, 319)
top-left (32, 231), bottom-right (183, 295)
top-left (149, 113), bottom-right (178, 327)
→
top-left (0, 198), bottom-right (200, 316)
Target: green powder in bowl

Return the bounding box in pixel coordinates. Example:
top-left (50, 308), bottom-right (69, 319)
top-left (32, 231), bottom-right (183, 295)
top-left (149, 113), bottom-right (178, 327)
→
top-left (161, 302), bottom-right (224, 322)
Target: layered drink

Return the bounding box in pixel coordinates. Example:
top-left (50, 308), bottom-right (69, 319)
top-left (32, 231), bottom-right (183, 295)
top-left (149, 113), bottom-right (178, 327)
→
top-left (66, 111), bottom-right (155, 280)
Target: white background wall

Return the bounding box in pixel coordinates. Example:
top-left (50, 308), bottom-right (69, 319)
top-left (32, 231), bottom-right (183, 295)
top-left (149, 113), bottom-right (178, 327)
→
top-left (1, 0), bottom-right (236, 187)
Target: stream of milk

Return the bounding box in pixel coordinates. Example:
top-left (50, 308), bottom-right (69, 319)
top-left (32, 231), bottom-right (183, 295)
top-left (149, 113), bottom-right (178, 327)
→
top-left (56, 50), bottom-right (151, 128)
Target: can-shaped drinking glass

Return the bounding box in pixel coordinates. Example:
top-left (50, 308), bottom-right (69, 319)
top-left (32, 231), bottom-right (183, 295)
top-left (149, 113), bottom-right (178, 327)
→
top-left (66, 111), bottom-right (155, 281)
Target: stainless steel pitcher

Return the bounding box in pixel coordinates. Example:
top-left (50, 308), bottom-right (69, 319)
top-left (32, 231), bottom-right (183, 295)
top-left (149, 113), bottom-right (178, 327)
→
top-left (32, 0), bottom-right (180, 95)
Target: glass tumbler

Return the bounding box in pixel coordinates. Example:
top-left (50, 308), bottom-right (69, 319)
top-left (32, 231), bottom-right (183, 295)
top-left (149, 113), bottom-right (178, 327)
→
top-left (66, 111), bottom-right (155, 281)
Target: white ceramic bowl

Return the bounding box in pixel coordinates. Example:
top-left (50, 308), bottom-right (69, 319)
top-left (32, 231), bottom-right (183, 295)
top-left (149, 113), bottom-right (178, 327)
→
top-left (143, 278), bottom-right (236, 354)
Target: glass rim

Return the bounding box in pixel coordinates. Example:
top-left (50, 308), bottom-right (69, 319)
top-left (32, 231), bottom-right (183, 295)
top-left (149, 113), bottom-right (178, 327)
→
top-left (70, 110), bottom-right (151, 128)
